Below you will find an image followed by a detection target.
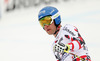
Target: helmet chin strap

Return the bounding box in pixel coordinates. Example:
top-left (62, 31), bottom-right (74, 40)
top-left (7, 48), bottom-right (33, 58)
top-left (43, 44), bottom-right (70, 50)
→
top-left (53, 29), bottom-right (59, 34)
top-left (53, 25), bottom-right (61, 35)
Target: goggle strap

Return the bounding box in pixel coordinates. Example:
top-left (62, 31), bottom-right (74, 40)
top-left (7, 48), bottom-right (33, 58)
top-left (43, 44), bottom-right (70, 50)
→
top-left (51, 12), bottom-right (60, 19)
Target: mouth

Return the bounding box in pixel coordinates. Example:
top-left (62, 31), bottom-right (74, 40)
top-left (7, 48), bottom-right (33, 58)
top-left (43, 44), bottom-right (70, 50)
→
top-left (47, 29), bottom-right (51, 32)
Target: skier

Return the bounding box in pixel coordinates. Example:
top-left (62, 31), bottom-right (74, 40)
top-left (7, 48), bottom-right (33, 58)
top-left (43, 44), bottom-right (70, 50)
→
top-left (38, 6), bottom-right (91, 61)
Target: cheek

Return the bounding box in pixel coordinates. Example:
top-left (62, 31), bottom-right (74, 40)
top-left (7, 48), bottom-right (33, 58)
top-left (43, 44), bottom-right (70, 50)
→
top-left (51, 25), bottom-right (56, 32)
top-left (49, 21), bottom-right (56, 32)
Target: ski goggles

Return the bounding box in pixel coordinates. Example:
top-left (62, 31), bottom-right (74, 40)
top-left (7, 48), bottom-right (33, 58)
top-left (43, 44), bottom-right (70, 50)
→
top-left (39, 16), bottom-right (53, 27)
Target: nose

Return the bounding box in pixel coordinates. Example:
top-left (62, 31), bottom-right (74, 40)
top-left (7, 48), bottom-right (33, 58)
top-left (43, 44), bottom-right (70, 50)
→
top-left (44, 25), bottom-right (49, 30)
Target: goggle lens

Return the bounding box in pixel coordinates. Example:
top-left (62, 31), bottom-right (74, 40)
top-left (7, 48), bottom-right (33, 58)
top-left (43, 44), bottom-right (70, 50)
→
top-left (39, 16), bottom-right (53, 27)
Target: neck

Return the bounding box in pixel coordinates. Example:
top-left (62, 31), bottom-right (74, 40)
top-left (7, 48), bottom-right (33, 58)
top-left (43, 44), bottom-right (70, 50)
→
top-left (54, 32), bottom-right (58, 37)
top-left (53, 25), bottom-right (61, 37)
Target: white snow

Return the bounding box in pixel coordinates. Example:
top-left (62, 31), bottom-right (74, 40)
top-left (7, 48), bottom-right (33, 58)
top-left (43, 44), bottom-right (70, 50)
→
top-left (0, 0), bottom-right (100, 61)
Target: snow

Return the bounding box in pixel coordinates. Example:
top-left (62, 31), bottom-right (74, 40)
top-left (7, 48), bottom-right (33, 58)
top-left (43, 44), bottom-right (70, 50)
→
top-left (0, 0), bottom-right (100, 61)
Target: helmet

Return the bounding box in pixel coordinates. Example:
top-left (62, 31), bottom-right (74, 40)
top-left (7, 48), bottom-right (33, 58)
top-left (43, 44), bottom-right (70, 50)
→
top-left (38, 6), bottom-right (61, 27)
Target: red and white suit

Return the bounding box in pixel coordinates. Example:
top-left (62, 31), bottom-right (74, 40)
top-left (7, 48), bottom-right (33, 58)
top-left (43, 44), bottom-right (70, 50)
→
top-left (52, 24), bottom-right (91, 61)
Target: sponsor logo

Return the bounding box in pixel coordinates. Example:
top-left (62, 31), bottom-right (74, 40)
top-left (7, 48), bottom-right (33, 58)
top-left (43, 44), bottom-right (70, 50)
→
top-left (63, 26), bottom-right (75, 36)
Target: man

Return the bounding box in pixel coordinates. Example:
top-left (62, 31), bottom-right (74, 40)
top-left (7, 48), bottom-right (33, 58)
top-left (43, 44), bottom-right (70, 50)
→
top-left (38, 6), bottom-right (91, 61)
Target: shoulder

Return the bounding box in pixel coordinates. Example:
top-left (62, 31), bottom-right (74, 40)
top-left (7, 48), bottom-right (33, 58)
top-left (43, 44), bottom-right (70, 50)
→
top-left (61, 24), bottom-right (79, 36)
top-left (62, 24), bottom-right (78, 31)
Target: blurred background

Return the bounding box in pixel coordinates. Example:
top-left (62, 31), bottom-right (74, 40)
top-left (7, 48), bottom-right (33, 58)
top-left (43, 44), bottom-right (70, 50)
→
top-left (0, 0), bottom-right (100, 61)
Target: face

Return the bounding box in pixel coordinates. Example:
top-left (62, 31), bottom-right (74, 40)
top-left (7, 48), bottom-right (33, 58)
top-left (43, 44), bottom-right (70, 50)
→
top-left (39, 16), bottom-right (57, 35)
top-left (44, 21), bottom-right (56, 35)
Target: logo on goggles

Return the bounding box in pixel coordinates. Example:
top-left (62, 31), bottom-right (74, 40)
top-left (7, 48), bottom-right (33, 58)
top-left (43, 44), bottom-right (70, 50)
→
top-left (51, 12), bottom-right (60, 19)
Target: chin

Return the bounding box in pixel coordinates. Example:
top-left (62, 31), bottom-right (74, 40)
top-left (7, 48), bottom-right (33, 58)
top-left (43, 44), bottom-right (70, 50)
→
top-left (47, 32), bottom-right (53, 35)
